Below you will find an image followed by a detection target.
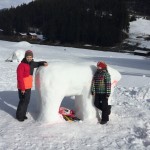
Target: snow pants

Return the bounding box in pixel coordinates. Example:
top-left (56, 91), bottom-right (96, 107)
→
top-left (94, 94), bottom-right (111, 121)
top-left (16, 89), bottom-right (31, 120)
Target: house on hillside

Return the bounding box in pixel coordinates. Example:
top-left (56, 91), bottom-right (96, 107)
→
top-left (134, 50), bottom-right (150, 56)
top-left (28, 32), bottom-right (38, 40)
top-left (18, 33), bottom-right (27, 39)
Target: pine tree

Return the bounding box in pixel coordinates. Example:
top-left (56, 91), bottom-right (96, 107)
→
top-left (0, 0), bottom-right (130, 46)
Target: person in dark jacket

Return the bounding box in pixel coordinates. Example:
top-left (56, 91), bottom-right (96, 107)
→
top-left (91, 61), bottom-right (111, 124)
top-left (16, 50), bottom-right (48, 122)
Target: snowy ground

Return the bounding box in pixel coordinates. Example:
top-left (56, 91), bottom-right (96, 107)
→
top-left (0, 40), bottom-right (150, 150)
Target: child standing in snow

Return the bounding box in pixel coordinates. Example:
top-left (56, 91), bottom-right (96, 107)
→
top-left (16, 50), bottom-right (48, 122)
top-left (91, 61), bottom-right (111, 124)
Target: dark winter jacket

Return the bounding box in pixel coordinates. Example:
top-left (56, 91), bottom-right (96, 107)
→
top-left (91, 69), bottom-right (111, 96)
top-left (17, 58), bottom-right (46, 91)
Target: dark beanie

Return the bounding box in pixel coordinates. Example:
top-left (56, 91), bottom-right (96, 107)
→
top-left (25, 50), bottom-right (33, 58)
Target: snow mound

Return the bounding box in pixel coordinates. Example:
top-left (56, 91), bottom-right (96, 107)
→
top-left (6, 49), bottom-right (25, 62)
top-left (13, 41), bottom-right (32, 48)
top-left (12, 49), bottom-right (25, 62)
top-left (35, 62), bottom-right (121, 123)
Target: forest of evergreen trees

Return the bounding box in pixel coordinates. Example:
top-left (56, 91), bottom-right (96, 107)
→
top-left (0, 0), bottom-right (129, 46)
top-left (126, 0), bottom-right (150, 16)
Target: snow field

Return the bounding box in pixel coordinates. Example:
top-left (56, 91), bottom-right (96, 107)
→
top-left (0, 38), bottom-right (149, 149)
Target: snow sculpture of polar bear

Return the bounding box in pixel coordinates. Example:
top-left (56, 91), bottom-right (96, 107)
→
top-left (35, 62), bottom-right (121, 123)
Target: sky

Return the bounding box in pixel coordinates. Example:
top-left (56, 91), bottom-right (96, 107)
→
top-left (0, 0), bottom-right (32, 9)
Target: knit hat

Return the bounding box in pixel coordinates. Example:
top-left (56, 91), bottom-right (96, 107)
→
top-left (97, 61), bottom-right (107, 69)
top-left (25, 50), bottom-right (33, 58)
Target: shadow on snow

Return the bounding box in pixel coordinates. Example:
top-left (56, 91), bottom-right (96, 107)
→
top-left (0, 90), bottom-right (78, 121)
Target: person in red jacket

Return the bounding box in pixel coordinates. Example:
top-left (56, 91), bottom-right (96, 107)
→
top-left (16, 50), bottom-right (48, 121)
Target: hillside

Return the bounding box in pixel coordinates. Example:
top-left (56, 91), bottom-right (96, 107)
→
top-left (0, 0), bottom-right (129, 46)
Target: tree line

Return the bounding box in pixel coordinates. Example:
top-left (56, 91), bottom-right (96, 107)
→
top-left (126, 0), bottom-right (150, 16)
top-left (0, 0), bottom-right (129, 46)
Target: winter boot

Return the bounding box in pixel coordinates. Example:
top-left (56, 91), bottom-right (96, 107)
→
top-left (100, 120), bottom-right (107, 125)
top-left (24, 116), bottom-right (28, 120)
top-left (17, 118), bottom-right (24, 122)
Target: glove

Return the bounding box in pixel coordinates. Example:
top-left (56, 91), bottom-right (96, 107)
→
top-left (106, 95), bottom-right (110, 99)
top-left (91, 92), bottom-right (95, 96)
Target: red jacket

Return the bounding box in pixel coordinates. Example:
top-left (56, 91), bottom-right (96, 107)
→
top-left (17, 58), bottom-right (46, 91)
